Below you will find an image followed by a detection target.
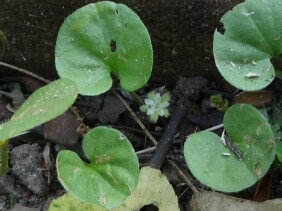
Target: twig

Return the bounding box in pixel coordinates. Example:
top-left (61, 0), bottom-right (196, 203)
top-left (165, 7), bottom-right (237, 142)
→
top-left (0, 62), bottom-right (51, 84)
top-left (112, 125), bottom-right (161, 136)
top-left (149, 104), bottom-right (186, 169)
top-left (112, 90), bottom-right (158, 145)
top-left (136, 146), bottom-right (156, 155)
top-left (169, 160), bottom-right (198, 194)
top-left (204, 123), bottom-right (224, 132)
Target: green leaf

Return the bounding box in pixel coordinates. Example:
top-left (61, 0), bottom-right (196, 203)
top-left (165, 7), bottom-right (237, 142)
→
top-left (55, 2), bottom-right (153, 95)
top-left (56, 126), bottom-right (139, 209)
top-left (0, 78), bottom-right (78, 143)
top-left (48, 193), bottom-right (106, 211)
top-left (184, 104), bottom-right (275, 192)
top-left (213, 0), bottom-right (282, 90)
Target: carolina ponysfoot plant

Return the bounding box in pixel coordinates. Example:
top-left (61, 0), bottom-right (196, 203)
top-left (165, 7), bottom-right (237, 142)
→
top-left (184, 104), bottom-right (275, 192)
top-left (52, 1), bottom-right (153, 209)
top-left (213, 0), bottom-right (282, 91)
top-left (55, 1), bottom-right (153, 96)
top-left (139, 91), bottom-right (170, 123)
top-left (56, 126), bottom-right (139, 209)
top-left (0, 78), bottom-right (78, 176)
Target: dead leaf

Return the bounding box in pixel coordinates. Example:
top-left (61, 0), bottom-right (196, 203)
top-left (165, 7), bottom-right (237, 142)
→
top-left (113, 166), bottom-right (179, 211)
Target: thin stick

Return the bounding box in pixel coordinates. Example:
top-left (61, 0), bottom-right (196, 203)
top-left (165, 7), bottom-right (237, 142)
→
top-left (112, 90), bottom-right (158, 145)
top-left (149, 105), bottom-right (186, 169)
top-left (0, 62), bottom-right (51, 84)
top-left (136, 146), bottom-right (156, 155)
top-left (169, 160), bottom-right (198, 194)
top-left (204, 123), bottom-right (224, 132)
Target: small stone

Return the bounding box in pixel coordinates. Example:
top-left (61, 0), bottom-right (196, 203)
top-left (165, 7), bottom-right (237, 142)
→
top-left (44, 110), bottom-right (79, 145)
top-left (10, 144), bottom-right (47, 195)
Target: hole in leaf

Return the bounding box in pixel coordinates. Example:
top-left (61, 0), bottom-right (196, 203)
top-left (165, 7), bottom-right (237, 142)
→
top-left (115, 9), bottom-right (119, 14)
top-left (125, 22), bottom-right (128, 28)
top-left (216, 22), bottom-right (225, 34)
top-left (270, 54), bottom-right (282, 71)
top-left (110, 40), bottom-right (117, 52)
top-left (140, 204), bottom-right (159, 211)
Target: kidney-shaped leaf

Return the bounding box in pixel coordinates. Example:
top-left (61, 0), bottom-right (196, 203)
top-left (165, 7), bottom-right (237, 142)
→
top-left (55, 2), bottom-right (153, 95)
top-left (56, 126), bottom-right (139, 209)
top-left (184, 104), bottom-right (275, 192)
top-left (213, 0), bottom-right (282, 90)
top-left (0, 78), bottom-right (78, 143)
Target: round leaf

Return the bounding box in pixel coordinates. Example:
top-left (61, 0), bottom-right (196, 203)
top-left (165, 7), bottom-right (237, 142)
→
top-left (55, 2), bottom-right (153, 95)
top-left (56, 126), bottom-right (139, 209)
top-left (0, 78), bottom-right (78, 142)
top-left (184, 104), bottom-right (275, 192)
top-left (213, 0), bottom-right (282, 90)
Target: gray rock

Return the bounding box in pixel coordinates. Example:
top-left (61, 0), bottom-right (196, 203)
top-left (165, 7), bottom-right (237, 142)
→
top-left (97, 95), bottom-right (126, 123)
top-left (10, 144), bottom-right (47, 195)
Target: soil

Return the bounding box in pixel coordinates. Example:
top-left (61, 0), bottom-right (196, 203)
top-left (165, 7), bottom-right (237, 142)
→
top-left (0, 74), bottom-right (281, 211)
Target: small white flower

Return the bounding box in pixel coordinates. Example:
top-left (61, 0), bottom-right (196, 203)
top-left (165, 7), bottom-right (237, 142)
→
top-left (140, 91), bottom-right (170, 123)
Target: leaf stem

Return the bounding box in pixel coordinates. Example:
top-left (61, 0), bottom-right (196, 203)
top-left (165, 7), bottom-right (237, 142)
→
top-left (0, 141), bottom-right (9, 176)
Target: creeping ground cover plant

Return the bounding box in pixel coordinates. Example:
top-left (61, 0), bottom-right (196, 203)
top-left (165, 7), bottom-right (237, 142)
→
top-left (184, 0), bottom-right (282, 193)
top-left (51, 1), bottom-right (154, 209)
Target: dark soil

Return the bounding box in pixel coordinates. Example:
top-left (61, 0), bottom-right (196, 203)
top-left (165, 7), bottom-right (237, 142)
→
top-left (0, 75), bottom-right (282, 211)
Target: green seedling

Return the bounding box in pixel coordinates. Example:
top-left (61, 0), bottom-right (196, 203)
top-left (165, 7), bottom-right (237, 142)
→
top-left (56, 126), bottom-right (139, 209)
top-left (140, 91), bottom-right (170, 123)
top-left (213, 0), bottom-right (282, 91)
top-left (184, 104), bottom-right (275, 192)
top-left (210, 95), bottom-right (229, 112)
top-left (50, 2), bottom-right (153, 209)
top-left (0, 79), bottom-right (78, 176)
top-left (55, 1), bottom-right (153, 96)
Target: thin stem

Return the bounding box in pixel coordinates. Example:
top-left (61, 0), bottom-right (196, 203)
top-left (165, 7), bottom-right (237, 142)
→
top-left (0, 141), bottom-right (9, 176)
top-left (169, 160), bottom-right (198, 193)
top-left (136, 146), bottom-right (156, 155)
top-left (112, 90), bottom-right (158, 145)
top-left (204, 123), bottom-right (224, 132)
top-left (0, 62), bottom-right (51, 84)
top-left (130, 91), bottom-right (144, 106)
